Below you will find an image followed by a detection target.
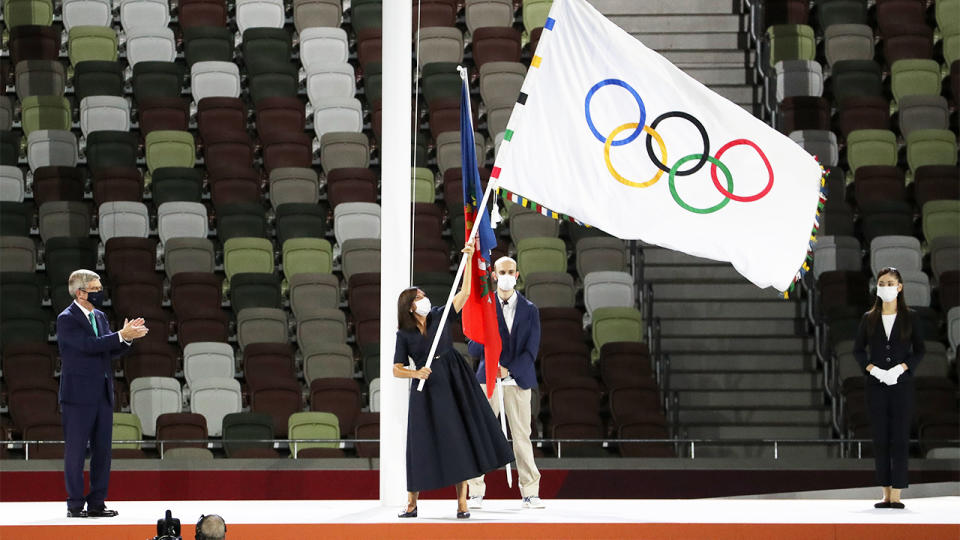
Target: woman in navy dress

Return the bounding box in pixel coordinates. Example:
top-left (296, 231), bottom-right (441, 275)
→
top-left (393, 242), bottom-right (514, 519)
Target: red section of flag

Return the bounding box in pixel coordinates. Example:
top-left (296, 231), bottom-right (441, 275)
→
top-left (461, 212), bottom-right (502, 398)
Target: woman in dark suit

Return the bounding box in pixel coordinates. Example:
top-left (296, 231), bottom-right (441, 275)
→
top-left (853, 267), bottom-right (925, 509)
top-left (392, 242), bottom-right (514, 519)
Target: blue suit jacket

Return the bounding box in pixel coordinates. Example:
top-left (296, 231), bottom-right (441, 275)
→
top-left (56, 302), bottom-right (128, 406)
top-left (468, 292), bottom-right (540, 390)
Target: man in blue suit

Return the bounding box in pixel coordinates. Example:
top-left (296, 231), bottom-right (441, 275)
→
top-left (466, 256), bottom-right (544, 509)
top-left (57, 269), bottom-right (148, 518)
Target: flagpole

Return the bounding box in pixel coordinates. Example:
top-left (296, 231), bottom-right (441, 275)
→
top-left (496, 378), bottom-right (513, 488)
top-left (416, 66), bottom-right (494, 393)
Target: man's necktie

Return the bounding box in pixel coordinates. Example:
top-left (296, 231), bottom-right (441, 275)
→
top-left (88, 312), bottom-right (99, 336)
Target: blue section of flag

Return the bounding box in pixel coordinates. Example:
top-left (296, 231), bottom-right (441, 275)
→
top-left (545, 17), bottom-right (555, 30)
top-left (461, 80), bottom-right (498, 264)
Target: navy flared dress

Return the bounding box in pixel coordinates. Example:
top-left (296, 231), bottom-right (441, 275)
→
top-left (394, 306), bottom-right (514, 493)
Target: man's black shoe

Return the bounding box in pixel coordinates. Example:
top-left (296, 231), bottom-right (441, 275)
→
top-left (86, 508), bottom-right (119, 517)
top-left (67, 509), bottom-right (87, 518)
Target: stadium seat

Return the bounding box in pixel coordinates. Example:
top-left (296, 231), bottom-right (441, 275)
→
top-left (85, 131), bottom-right (138, 172)
top-left (269, 167), bottom-right (320, 208)
top-left (4, 0), bottom-right (54, 27)
top-left (300, 27), bottom-right (349, 66)
top-left (230, 272), bottom-right (282, 312)
top-left (922, 201), bottom-right (960, 244)
top-left (191, 61), bottom-right (242, 102)
top-left (830, 60), bottom-right (883, 104)
top-left (837, 96), bottom-right (890, 139)
top-left (296, 308), bottom-right (348, 349)
top-left (859, 201), bottom-right (916, 243)
top-left (120, 0), bottom-right (171, 31)
top-left (68, 26), bottom-right (118, 65)
top-left (349, 0), bottom-right (382, 33)
top-left (812, 235), bottom-right (861, 279)
top-left (248, 64), bottom-right (300, 105)
top-left (236, 308), bottom-right (289, 349)
top-left (163, 237), bottom-right (216, 276)
top-left (236, 0), bottom-right (285, 34)
top-left (575, 237), bottom-right (627, 277)
top-left (591, 306), bottom-right (644, 359)
top-left (775, 60), bottom-right (823, 101)
top-left (313, 97), bottom-right (363, 141)
top-left (599, 341), bottom-right (653, 390)
top-left (435, 131), bottom-right (485, 176)
top-left (417, 27), bottom-right (464, 69)
top-left (890, 59), bottom-right (944, 103)
top-left (261, 131), bottom-right (313, 173)
top-left (129, 377), bottom-right (183, 437)
top-left (906, 130), bottom-right (958, 172)
top-left (914, 166), bottom-right (960, 209)
top-left (325, 167), bottom-right (377, 207)
top-left (132, 61), bottom-right (185, 102)
top-left (333, 202), bottom-right (381, 244)
top-left (208, 167), bottom-right (262, 207)
top-left (0, 202), bottom-right (32, 237)
top-left (276, 205), bottom-right (327, 246)
top-left (177, 0), bottom-right (228, 28)
top-left (320, 132), bottom-right (371, 172)
top-left (92, 167), bottom-right (143, 206)
top-left (464, 0), bottom-right (513, 34)
top-left (125, 27), bottom-right (178, 67)
top-left (151, 167), bottom-right (204, 206)
top-left (249, 377), bottom-right (303, 437)
top-left (183, 26), bottom-right (235, 66)
top-left (354, 410), bottom-right (379, 457)
top-left (517, 237), bottom-right (567, 275)
top-left (170, 272), bottom-right (222, 318)
top-left (0, 167), bottom-right (25, 203)
top-left (777, 96), bottom-right (829, 133)
top-left (22, 414), bottom-right (66, 458)
top-left (288, 411), bottom-right (341, 457)
top-left (177, 310), bottom-right (230, 349)
top-left (20, 96), bottom-right (70, 137)
top-left (223, 237), bottom-right (275, 280)
top-left (156, 412), bottom-right (208, 452)
top-left (222, 412), bottom-right (279, 458)
top-left (508, 205), bottom-right (560, 244)
top-left (255, 97), bottom-right (307, 145)
top-left (305, 62), bottom-right (356, 105)
top-left (293, 0), bottom-right (342, 31)
top-left (62, 0), bottom-right (112, 30)
top-left (303, 342), bottom-right (354, 384)
top-left (216, 203), bottom-right (268, 242)
top-left (14, 60), bottom-right (66, 99)
top-left (845, 130), bottom-right (898, 177)
top-left (882, 23), bottom-right (933, 66)
top-left (870, 235), bottom-right (922, 276)
top-left (38, 201), bottom-right (90, 243)
top-left (145, 131), bottom-right (196, 173)
top-left (8, 25), bottom-right (59, 66)
top-left (98, 201), bottom-right (149, 243)
top-left (823, 24), bottom-right (874, 67)
top-left (79, 96), bottom-right (130, 137)
top-left (189, 377), bottom-right (242, 437)
top-left (122, 342), bottom-right (177, 384)
top-left (0, 236), bottom-right (36, 273)
top-left (583, 271), bottom-right (635, 317)
top-left (284, 272), bottom-right (340, 319)
top-left (157, 202), bottom-right (209, 244)
top-left (201, 130), bottom-right (255, 172)
top-left (243, 343), bottom-right (296, 384)
top-left (898, 95), bottom-right (949, 137)
top-left (340, 238), bottom-right (380, 281)
top-left (309, 378), bottom-right (362, 436)
top-left (788, 129), bottom-right (838, 167)
top-left (112, 412), bottom-right (145, 457)
top-left (523, 272), bottom-right (575, 309)
top-left (471, 26), bottom-right (522, 68)
top-left (766, 24), bottom-right (815, 66)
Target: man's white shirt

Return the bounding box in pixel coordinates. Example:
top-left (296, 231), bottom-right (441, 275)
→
top-left (74, 300), bottom-right (130, 344)
top-left (498, 292), bottom-right (518, 386)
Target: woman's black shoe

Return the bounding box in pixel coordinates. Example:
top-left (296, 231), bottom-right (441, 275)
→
top-left (457, 510), bottom-right (471, 519)
top-left (874, 501), bottom-right (891, 508)
top-left (398, 506), bottom-right (417, 518)
top-left (889, 502), bottom-right (905, 509)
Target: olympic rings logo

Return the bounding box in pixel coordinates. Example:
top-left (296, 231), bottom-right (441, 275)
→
top-left (584, 79), bottom-right (775, 214)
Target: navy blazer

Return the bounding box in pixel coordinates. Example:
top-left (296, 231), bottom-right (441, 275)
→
top-left (468, 292), bottom-right (540, 390)
top-left (56, 302), bottom-right (129, 406)
top-left (852, 309), bottom-right (925, 386)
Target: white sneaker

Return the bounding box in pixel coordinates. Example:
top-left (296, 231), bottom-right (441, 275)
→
top-left (467, 495), bottom-right (483, 509)
top-left (522, 496), bottom-right (545, 509)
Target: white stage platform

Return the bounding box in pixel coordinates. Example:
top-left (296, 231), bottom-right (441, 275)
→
top-left (1, 498), bottom-right (958, 540)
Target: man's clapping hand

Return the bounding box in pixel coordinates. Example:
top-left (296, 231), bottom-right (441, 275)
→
top-left (119, 318), bottom-right (149, 341)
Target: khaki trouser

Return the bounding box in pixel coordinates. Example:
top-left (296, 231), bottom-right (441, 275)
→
top-left (467, 383), bottom-right (541, 498)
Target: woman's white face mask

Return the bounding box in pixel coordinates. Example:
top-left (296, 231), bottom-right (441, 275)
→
top-left (413, 297), bottom-right (431, 316)
top-left (877, 286), bottom-right (899, 303)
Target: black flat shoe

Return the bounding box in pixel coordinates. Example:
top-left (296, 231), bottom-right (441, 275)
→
top-left (66, 509), bottom-right (87, 518)
top-left (874, 501), bottom-right (891, 508)
top-left (457, 510), bottom-right (470, 519)
top-left (889, 502), bottom-right (905, 509)
top-left (86, 508), bottom-right (119, 518)
top-left (398, 507), bottom-right (417, 518)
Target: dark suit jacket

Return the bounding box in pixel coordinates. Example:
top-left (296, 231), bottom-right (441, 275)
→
top-left (852, 309), bottom-right (925, 386)
top-left (56, 302), bottom-right (128, 406)
top-left (468, 292), bottom-right (540, 390)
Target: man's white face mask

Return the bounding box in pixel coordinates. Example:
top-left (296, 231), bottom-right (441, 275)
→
top-left (497, 273), bottom-right (517, 291)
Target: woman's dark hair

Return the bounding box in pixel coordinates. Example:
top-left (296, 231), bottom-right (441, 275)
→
top-left (397, 287), bottom-right (420, 331)
top-left (866, 267), bottom-right (912, 341)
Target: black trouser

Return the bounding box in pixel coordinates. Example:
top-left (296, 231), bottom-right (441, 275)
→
top-left (866, 379), bottom-right (914, 489)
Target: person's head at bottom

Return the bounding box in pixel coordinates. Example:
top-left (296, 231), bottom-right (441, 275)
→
top-left (196, 514), bottom-right (226, 540)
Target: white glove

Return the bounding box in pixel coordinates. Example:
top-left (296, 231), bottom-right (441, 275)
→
top-left (884, 364), bottom-right (905, 386)
top-left (869, 366), bottom-right (887, 383)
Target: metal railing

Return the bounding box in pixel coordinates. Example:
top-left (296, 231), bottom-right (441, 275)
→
top-left (6, 438), bottom-right (958, 461)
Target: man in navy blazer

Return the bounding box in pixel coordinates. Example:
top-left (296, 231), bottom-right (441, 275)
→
top-left (466, 256), bottom-right (544, 509)
top-left (57, 269), bottom-right (148, 518)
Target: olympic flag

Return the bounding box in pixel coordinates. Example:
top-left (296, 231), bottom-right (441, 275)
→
top-left (492, 0), bottom-right (826, 293)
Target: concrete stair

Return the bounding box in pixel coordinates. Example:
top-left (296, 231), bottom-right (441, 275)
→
top-left (591, 0), bottom-right (757, 111)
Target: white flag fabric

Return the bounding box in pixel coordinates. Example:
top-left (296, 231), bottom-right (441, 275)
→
top-left (492, 0), bottom-right (825, 294)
